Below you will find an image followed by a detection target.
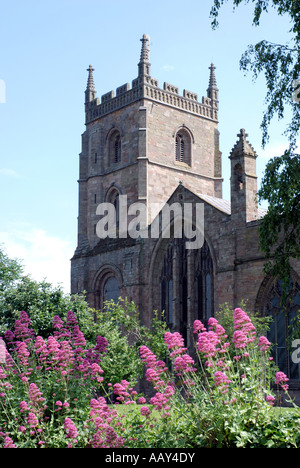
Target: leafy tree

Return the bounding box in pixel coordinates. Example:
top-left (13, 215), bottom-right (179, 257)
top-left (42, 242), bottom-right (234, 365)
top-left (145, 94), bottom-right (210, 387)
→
top-left (0, 273), bottom-right (93, 338)
top-left (210, 0), bottom-right (300, 293)
top-left (0, 245), bottom-right (23, 293)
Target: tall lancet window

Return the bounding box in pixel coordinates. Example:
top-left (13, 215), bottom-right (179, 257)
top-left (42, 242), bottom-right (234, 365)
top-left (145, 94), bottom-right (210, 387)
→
top-left (195, 240), bottom-right (214, 323)
top-left (108, 130), bottom-right (122, 165)
top-left (175, 128), bottom-right (192, 166)
top-left (160, 243), bottom-right (173, 328)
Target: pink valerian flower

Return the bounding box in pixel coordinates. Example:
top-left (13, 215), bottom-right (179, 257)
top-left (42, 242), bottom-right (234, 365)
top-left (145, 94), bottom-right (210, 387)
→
top-left (140, 346), bottom-right (168, 387)
top-left (88, 398), bottom-right (125, 448)
top-left (89, 362), bottom-right (104, 382)
top-left (47, 336), bottom-right (60, 357)
top-left (20, 400), bottom-right (30, 412)
top-left (214, 371), bottom-right (232, 394)
top-left (197, 331), bottom-right (220, 358)
top-left (27, 412), bottom-right (39, 428)
top-left (266, 395), bottom-right (276, 406)
top-left (86, 336), bottom-right (109, 365)
top-left (140, 406), bottom-right (151, 417)
top-left (35, 336), bottom-right (48, 362)
top-left (72, 325), bottom-right (86, 350)
top-left (164, 332), bottom-right (186, 357)
top-left (174, 354), bottom-right (196, 375)
top-left (64, 417), bottom-right (78, 440)
top-left (4, 436), bottom-right (17, 448)
top-left (15, 341), bottom-right (30, 367)
top-left (4, 330), bottom-right (14, 343)
top-left (66, 311), bottom-right (78, 330)
top-left (208, 317), bottom-right (227, 339)
top-left (232, 330), bottom-right (248, 349)
top-left (193, 320), bottom-right (206, 334)
top-left (258, 336), bottom-right (271, 352)
top-left (53, 315), bottom-right (64, 330)
top-left (233, 308), bottom-right (256, 348)
top-left (113, 380), bottom-right (131, 403)
top-left (56, 341), bottom-right (75, 372)
top-left (150, 384), bottom-right (174, 417)
top-left (275, 371), bottom-right (289, 391)
top-left (52, 315), bottom-right (71, 340)
top-left (28, 383), bottom-right (46, 407)
top-left (13, 311), bottom-right (35, 343)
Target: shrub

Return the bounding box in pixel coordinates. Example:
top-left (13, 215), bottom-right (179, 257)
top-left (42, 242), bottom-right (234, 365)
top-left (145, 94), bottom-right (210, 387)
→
top-left (1, 305), bottom-right (299, 448)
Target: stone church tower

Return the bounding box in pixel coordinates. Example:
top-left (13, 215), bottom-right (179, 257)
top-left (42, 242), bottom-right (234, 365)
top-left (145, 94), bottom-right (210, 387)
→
top-left (71, 35), bottom-right (300, 385)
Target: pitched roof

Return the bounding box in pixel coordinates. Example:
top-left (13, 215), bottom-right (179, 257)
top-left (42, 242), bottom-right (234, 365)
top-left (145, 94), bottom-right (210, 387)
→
top-left (196, 193), bottom-right (267, 220)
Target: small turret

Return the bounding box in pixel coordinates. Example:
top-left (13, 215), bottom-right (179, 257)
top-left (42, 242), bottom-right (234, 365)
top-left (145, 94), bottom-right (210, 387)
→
top-left (85, 64), bottom-right (97, 106)
top-left (229, 129), bottom-right (258, 223)
top-left (207, 63), bottom-right (219, 108)
top-left (138, 34), bottom-right (151, 79)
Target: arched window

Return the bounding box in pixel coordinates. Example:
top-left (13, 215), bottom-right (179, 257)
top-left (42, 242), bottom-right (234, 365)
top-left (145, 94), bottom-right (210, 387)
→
top-left (105, 187), bottom-right (120, 233)
top-left (257, 274), bottom-right (300, 380)
top-left (104, 276), bottom-right (120, 304)
top-left (108, 130), bottom-right (122, 165)
top-left (160, 236), bottom-right (214, 343)
top-left (234, 163), bottom-right (244, 191)
top-left (175, 128), bottom-right (192, 166)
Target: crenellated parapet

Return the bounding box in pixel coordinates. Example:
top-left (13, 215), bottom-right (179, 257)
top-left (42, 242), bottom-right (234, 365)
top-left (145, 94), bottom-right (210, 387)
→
top-left (85, 35), bottom-right (219, 124)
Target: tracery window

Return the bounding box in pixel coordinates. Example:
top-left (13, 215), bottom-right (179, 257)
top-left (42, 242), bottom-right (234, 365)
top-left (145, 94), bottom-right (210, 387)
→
top-left (160, 237), bottom-right (214, 342)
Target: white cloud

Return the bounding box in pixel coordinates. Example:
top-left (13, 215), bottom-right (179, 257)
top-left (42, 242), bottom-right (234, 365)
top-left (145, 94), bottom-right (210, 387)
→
top-left (260, 142), bottom-right (299, 160)
top-left (0, 168), bottom-right (22, 178)
top-left (0, 227), bottom-right (74, 293)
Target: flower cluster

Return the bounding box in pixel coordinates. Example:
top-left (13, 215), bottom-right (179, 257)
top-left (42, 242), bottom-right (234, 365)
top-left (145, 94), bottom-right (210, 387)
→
top-left (258, 336), bottom-right (271, 352)
top-left (0, 310), bottom-right (111, 448)
top-left (275, 371), bottom-right (289, 391)
top-left (87, 397), bottom-right (125, 448)
top-left (194, 317), bottom-right (230, 369)
top-left (113, 380), bottom-right (137, 405)
top-left (64, 417), bottom-right (78, 448)
top-left (214, 371), bottom-right (232, 394)
top-left (233, 308), bottom-right (256, 349)
top-left (164, 331), bottom-right (197, 377)
top-left (140, 345), bottom-right (168, 389)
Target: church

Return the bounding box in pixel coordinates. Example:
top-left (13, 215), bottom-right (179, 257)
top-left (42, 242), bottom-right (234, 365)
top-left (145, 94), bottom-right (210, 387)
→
top-left (71, 35), bottom-right (300, 387)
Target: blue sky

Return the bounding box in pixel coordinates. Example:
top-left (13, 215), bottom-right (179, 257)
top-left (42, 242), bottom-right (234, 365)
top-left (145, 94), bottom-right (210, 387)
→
top-left (0, 0), bottom-right (297, 292)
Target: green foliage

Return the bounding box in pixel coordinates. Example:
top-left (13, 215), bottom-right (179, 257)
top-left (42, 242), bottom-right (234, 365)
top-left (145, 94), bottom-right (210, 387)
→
top-left (209, 0), bottom-right (300, 299)
top-left (0, 246), bottom-right (23, 294)
top-left (0, 275), bottom-right (93, 338)
top-left (95, 299), bottom-right (169, 388)
top-left (211, 0), bottom-right (300, 148)
top-left (257, 151), bottom-right (300, 296)
top-left (1, 304), bottom-right (300, 448)
top-left (217, 300), bottom-right (273, 339)
top-left (118, 306), bottom-right (300, 448)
